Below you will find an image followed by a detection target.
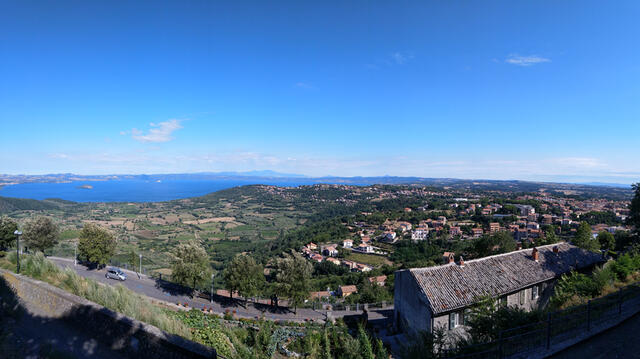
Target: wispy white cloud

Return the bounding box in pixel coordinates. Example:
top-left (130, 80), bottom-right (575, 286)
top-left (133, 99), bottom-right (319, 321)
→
top-left (505, 54), bottom-right (551, 67)
top-left (551, 157), bottom-right (603, 169)
top-left (366, 52), bottom-right (415, 70)
top-left (48, 153), bottom-right (69, 159)
top-left (294, 82), bottom-right (315, 90)
top-left (390, 52), bottom-right (414, 65)
top-left (128, 119), bottom-right (183, 143)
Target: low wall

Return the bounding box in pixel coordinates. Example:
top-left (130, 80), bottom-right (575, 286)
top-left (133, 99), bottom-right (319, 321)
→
top-left (0, 269), bottom-right (217, 359)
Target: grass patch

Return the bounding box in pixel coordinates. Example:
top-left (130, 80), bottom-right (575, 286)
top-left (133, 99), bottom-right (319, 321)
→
top-left (0, 252), bottom-right (191, 339)
top-left (344, 252), bottom-right (390, 266)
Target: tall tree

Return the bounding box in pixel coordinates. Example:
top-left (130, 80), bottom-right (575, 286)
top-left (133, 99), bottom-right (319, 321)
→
top-left (171, 241), bottom-right (212, 292)
top-left (357, 325), bottom-right (375, 359)
top-left (22, 216), bottom-right (59, 254)
top-left (597, 231), bottom-right (615, 251)
top-left (128, 249), bottom-right (138, 272)
top-left (321, 328), bottom-right (332, 359)
top-left (540, 225), bottom-right (559, 246)
top-left (493, 231), bottom-right (516, 253)
top-left (275, 252), bottom-right (312, 314)
top-left (629, 183), bottom-right (640, 239)
top-left (0, 216), bottom-right (18, 250)
top-left (223, 255), bottom-right (265, 302)
top-left (77, 223), bottom-right (116, 267)
top-left (374, 338), bottom-right (389, 359)
top-left (573, 222), bottom-right (600, 251)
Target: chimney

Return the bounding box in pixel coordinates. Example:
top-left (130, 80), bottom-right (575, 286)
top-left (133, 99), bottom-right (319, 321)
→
top-left (553, 246), bottom-right (559, 254)
top-left (459, 256), bottom-right (465, 267)
top-left (448, 253), bottom-right (455, 264)
top-left (516, 242), bottom-right (523, 250)
top-left (532, 248), bottom-right (539, 262)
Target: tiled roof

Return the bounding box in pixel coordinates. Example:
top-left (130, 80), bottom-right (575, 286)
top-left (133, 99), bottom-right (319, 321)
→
top-left (408, 242), bottom-right (604, 315)
top-left (340, 285), bottom-right (358, 293)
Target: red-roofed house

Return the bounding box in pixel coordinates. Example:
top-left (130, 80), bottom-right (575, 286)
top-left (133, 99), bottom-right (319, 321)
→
top-left (338, 285), bottom-right (358, 297)
top-left (368, 275), bottom-right (387, 286)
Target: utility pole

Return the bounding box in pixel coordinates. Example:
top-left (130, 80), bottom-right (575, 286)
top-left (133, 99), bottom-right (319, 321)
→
top-left (74, 241), bottom-right (77, 266)
top-left (139, 254), bottom-right (142, 278)
top-left (210, 273), bottom-right (215, 303)
top-left (14, 230), bottom-right (22, 274)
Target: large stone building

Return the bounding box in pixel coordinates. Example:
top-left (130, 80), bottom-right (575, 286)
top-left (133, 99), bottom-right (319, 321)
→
top-left (394, 242), bottom-right (604, 337)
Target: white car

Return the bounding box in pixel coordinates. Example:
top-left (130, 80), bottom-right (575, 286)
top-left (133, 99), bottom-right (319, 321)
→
top-left (105, 267), bottom-right (127, 281)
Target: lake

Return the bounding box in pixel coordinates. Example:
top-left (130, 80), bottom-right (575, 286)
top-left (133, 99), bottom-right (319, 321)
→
top-left (0, 179), bottom-right (331, 202)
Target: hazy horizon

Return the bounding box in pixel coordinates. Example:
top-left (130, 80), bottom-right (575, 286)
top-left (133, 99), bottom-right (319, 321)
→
top-left (0, 171), bottom-right (635, 187)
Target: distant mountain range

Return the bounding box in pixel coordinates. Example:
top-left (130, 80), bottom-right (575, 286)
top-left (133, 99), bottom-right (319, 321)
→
top-left (579, 182), bottom-right (631, 188)
top-left (0, 171), bottom-right (634, 190)
top-left (0, 172), bottom-right (634, 207)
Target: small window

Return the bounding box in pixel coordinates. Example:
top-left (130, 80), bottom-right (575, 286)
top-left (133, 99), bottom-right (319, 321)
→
top-left (499, 296), bottom-right (507, 307)
top-left (449, 312), bottom-right (460, 330)
top-left (519, 290), bottom-right (525, 305)
top-left (532, 285), bottom-right (539, 300)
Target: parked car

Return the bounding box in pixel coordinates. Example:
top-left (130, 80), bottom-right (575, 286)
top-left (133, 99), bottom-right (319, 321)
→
top-left (105, 267), bottom-right (127, 281)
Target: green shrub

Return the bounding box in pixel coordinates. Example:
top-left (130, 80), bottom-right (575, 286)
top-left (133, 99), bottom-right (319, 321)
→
top-left (610, 254), bottom-right (640, 281)
top-left (193, 328), bottom-right (234, 358)
top-left (592, 265), bottom-right (616, 292)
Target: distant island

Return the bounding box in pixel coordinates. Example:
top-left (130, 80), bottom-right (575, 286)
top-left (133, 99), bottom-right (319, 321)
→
top-left (76, 184), bottom-right (93, 190)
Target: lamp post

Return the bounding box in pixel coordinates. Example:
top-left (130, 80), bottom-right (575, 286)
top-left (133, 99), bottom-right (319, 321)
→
top-left (214, 273), bottom-right (216, 303)
top-left (139, 254), bottom-right (142, 278)
top-left (74, 241), bottom-right (77, 266)
top-left (14, 230), bottom-right (22, 274)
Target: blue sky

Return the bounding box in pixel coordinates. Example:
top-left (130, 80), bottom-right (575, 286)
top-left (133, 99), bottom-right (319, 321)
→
top-left (1, 1), bottom-right (639, 183)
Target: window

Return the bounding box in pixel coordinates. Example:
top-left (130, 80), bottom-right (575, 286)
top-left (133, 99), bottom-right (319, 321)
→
top-left (519, 290), bottom-right (525, 305)
top-left (499, 296), bottom-right (507, 307)
top-left (532, 284), bottom-right (540, 300)
top-left (463, 309), bottom-right (470, 326)
top-left (449, 312), bottom-right (461, 330)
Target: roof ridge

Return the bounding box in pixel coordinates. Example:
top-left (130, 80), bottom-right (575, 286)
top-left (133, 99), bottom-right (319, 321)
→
top-left (410, 241), bottom-right (568, 273)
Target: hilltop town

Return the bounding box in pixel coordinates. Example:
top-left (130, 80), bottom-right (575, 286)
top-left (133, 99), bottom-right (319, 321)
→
top-left (1, 181), bottom-right (634, 305)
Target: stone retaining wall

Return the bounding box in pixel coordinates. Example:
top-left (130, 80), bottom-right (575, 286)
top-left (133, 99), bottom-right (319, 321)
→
top-left (0, 269), bottom-right (216, 359)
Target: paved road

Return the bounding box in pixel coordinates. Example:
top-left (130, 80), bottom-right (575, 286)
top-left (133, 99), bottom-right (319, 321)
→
top-left (550, 312), bottom-right (640, 359)
top-left (48, 257), bottom-right (392, 323)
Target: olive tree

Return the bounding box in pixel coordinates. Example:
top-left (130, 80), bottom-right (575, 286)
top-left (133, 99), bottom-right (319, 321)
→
top-left (170, 241), bottom-right (212, 293)
top-left (275, 252), bottom-right (312, 314)
top-left (223, 255), bottom-right (264, 302)
top-left (78, 223), bottom-right (116, 267)
top-left (573, 222), bottom-right (600, 251)
top-left (0, 216), bottom-right (18, 250)
top-left (23, 216), bottom-right (59, 254)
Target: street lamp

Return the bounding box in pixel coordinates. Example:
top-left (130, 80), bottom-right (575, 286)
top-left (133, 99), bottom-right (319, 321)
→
top-left (14, 230), bottom-right (22, 274)
top-left (214, 273), bottom-right (216, 303)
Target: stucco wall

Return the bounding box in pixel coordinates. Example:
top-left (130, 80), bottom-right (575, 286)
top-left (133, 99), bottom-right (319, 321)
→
top-left (0, 269), bottom-right (216, 359)
top-left (423, 280), bottom-right (558, 338)
top-left (394, 270), bottom-right (432, 336)
top-left (503, 280), bottom-right (554, 311)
